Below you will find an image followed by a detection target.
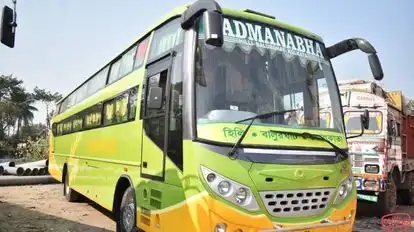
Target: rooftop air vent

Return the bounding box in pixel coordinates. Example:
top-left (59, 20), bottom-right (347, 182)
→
top-left (243, 9), bottom-right (275, 19)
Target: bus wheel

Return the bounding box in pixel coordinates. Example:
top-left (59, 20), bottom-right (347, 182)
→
top-left (117, 186), bottom-right (137, 232)
top-left (63, 169), bottom-right (80, 202)
top-left (400, 171), bottom-right (414, 205)
top-left (377, 176), bottom-right (397, 217)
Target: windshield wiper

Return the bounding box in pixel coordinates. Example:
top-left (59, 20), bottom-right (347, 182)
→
top-left (228, 109), bottom-right (300, 158)
top-left (269, 129), bottom-right (348, 159)
top-left (235, 108), bottom-right (300, 124)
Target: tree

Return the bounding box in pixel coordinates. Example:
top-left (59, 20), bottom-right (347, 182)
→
top-left (0, 74), bottom-right (25, 139)
top-left (33, 87), bottom-right (62, 131)
top-left (0, 74), bottom-right (38, 140)
top-left (10, 88), bottom-right (37, 137)
top-left (0, 74), bottom-right (61, 159)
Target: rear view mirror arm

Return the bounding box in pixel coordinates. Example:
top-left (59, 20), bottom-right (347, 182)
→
top-left (346, 115), bottom-right (365, 139)
top-left (181, 0), bottom-right (222, 30)
top-left (327, 38), bottom-right (377, 59)
top-left (327, 38), bottom-right (384, 81)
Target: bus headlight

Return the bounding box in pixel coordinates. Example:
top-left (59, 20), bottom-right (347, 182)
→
top-left (200, 166), bottom-right (259, 211)
top-left (235, 187), bottom-right (249, 204)
top-left (218, 181), bottom-right (231, 195)
top-left (334, 174), bottom-right (354, 205)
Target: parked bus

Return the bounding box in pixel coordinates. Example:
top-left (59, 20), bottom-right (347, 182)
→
top-left (48, 1), bottom-right (384, 231)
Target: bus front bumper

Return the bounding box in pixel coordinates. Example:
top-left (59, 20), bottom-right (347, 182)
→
top-left (259, 220), bottom-right (352, 232)
top-left (137, 192), bottom-right (356, 232)
top-left (208, 196), bottom-right (356, 232)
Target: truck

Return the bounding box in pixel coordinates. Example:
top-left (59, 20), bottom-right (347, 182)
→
top-left (337, 79), bottom-right (414, 216)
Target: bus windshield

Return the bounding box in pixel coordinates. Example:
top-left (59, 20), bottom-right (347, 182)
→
top-left (195, 17), bottom-right (344, 135)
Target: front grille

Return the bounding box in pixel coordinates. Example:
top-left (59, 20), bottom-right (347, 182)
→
top-left (353, 155), bottom-right (363, 161)
top-left (259, 188), bottom-right (335, 217)
top-left (354, 161), bottom-right (363, 167)
top-left (364, 157), bottom-right (379, 163)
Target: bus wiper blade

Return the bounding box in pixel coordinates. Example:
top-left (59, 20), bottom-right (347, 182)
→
top-left (228, 108), bottom-right (300, 159)
top-left (269, 129), bottom-right (348, 159)
top-left (235, 108), bottom-right (300, 124)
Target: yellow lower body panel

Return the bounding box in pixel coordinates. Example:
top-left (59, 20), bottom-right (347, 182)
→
top-left (48, 153), bottom-right (63, 182)
top-left (137, 192), bottom-right (356, 232)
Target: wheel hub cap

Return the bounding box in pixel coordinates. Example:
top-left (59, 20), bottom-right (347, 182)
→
top-left (122, 202), bottom-right (135, 231)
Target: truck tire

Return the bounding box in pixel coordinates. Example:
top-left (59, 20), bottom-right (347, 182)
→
top-left (63, 169), bottom-right (80, 202)
top-left (377, 176), bottom-right (397, 217)
top-left (116, 186), bottom-right (138, 232)
top-left (400, 171), bottom-right (414, 205)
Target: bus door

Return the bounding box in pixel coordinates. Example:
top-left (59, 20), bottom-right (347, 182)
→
top-left (141, 55), bottom-right (174, 181)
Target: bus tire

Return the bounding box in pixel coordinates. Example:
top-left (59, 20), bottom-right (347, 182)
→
top-left (63, 169), bottom-right (80, 202)
top-left (117, 186), bottom-right (137, 232)
top-left (377, 176), bottom-right (397, 217)
top-left (400, 171), bottom-right (414, 205)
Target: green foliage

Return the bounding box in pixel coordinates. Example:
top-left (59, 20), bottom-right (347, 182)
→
top-left (0, 140), bottom-right (16, 157)
top-left (20, 123), bottom-right (47, 140)
top-left (0, 74), bottom-right (62, 160)
top-left (33, 86), bottom-right (63, 131)
top-left (0, 74), bottom-right (38, 140)
top-left (15, 137), bottom-right (48, 162)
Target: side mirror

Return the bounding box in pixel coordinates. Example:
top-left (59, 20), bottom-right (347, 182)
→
top-left (368, 54), bottom-right (383, 81)
top-left (361, 109), bottom-right (370, 130)
top-left (387, 122), bottom-right (396, 136)
top-left (346, 109), bottom-right (369, 139)
top-left (147, 87), bottom-right (163, 109)
top-left (1, 5), bottom-right (16, 48)
top-left (202, 11), bottom-right (223, 47)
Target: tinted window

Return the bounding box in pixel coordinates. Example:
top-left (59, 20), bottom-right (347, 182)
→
top-left (119, 46), bottom-right (138, 78)
top-left (167, 50), bottom-right (184, 170)
top-left (148, 19), bottom-right (184, 61)
top-left (128, 87), bottom-right (138, 120)
top-left (144, 70), bottom-right (168, 150)
top-left (85, 104), bottom-right (103, 129)
top-left (134, 38), bottom-right (149, 69)
top-left (87, 66), bottom-right (109, 96)
top-left (114, 93), bottom-right (129, 123)
top-left (72, 116), bottom-right (83, 132)
top-left (108, 59), bottom-right (122, 84)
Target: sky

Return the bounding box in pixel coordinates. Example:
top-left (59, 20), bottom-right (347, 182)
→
top-left (0, 0), bottom-right (413, 124)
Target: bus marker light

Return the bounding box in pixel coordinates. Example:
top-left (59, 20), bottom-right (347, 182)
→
top-left (215, 223), bottom-right (227, 232)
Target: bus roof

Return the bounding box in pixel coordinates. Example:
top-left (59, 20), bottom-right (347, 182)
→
top-left (56, 3), bottom-right (323, 106)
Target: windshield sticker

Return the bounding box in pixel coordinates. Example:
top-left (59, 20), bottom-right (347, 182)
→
top-left (198, 123), bottom-right (346, 148)
top-left (219, 18), bottom-right (327, 63)
top-left (222, 126), bottom-right (343, 143)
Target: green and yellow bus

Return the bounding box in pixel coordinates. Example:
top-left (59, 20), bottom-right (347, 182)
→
top-left (48, 1), bottom-right (384, 231)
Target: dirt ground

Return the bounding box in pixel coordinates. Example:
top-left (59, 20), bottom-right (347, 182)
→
top-left (1, 183), bottom-right (414, 232)
top-left (0, 184), bottom-right (115, 232)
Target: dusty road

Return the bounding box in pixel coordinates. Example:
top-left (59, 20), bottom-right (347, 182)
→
top-left (0, 184), bottom-right (115, 232)
top-left (1, 183), bottom-right (414, 232)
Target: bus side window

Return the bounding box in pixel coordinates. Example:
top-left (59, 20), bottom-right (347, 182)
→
top-left (144, 71), bottom-right (168, 150)
top-left (128, 87), bottom-right (138, 120)
top-left (168, 50), bottom-right (183, 171)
